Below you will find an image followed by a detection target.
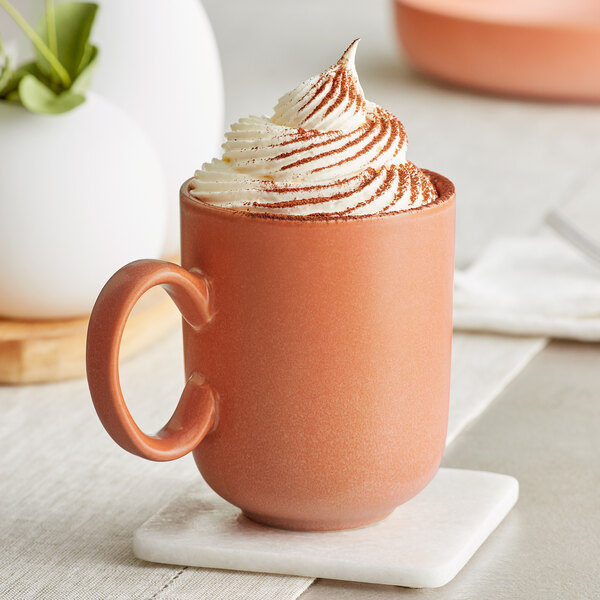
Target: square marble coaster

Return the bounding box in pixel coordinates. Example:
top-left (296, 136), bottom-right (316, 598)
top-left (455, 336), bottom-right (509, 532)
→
top-left (133, 468), bottom-right (518, 588)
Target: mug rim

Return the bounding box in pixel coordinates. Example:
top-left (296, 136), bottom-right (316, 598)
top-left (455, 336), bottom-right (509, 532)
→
top-left (180, 169), bottom-right (455, 223)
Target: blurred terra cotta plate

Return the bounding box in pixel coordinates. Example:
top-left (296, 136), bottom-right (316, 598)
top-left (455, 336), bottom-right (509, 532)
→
top-left (393, 0), bottom-right (600, 101)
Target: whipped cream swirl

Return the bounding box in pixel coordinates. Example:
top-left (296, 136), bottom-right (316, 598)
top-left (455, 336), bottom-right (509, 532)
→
top-left (190, 40), bottom-right (438, 216)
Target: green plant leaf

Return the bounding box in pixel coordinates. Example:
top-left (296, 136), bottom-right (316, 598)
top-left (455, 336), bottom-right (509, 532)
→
top-left (70, 44), bottom-right (97, 95)
top-left (0, 61), bottom-right (40, 99)
top-left (36, 2), bottom-right (98, 81)
top-left (18, 73), bottom-right (84, 114)
top-left (4, 89), bottom-right (19, 102)
top-left (1, 1), bottom-right (98, 114)
top-left (0, 52), bottom-right (12, 96)
top-left (0, 0), bottom-right (72, 88)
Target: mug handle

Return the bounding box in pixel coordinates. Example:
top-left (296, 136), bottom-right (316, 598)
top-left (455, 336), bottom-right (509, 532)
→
top-left (86, 259), bottom-right (216, 461)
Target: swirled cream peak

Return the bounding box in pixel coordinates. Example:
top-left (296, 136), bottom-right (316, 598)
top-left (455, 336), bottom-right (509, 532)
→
top-left (271, 41), bottom-right (367, 133)
top-left (190, 39), bottom-right (438, 217)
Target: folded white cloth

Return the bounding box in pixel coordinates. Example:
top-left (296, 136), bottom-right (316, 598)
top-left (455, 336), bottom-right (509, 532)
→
top-left (453, 233), bottom-right (600, 341)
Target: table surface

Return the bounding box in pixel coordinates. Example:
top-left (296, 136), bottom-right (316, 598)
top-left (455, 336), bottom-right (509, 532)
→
top-left (199, 0), bottom-right (600, 597)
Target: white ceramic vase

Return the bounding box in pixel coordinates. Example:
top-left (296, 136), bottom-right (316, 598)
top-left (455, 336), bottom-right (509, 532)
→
top-left (0, 93), bottom-right (166, 320)
top-left (92, 0), bottom-right (224, 256)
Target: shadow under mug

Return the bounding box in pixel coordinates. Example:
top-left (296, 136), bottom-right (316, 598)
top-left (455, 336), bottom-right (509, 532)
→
top-left (86, 171), bottom-right (455, 531)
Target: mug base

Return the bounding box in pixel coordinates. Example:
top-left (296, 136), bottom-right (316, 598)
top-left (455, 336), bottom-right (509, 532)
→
top-left (241, 509), bottom-right (395, 532)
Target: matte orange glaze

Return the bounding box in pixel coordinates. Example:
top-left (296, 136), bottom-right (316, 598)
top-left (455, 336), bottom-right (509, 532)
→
top-left (394, 0), bottom-right (600, 102)
top-left (86, 171), bottom-right (455, 531)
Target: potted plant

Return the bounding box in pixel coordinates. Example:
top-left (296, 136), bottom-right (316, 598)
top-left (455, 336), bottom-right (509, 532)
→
top-left (0, 1), bottom-right (167, 319)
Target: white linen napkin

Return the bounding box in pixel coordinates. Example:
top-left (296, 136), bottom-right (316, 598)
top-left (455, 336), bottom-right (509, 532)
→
top-left (453, 232), bottom-right (600, 341)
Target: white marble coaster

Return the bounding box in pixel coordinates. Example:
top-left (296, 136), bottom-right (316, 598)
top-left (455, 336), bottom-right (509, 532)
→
top-left (133, 468), bottom-right (518, 588)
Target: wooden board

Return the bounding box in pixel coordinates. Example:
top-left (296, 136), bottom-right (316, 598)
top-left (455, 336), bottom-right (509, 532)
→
top-left (0, 283), bottom-right (180, 385)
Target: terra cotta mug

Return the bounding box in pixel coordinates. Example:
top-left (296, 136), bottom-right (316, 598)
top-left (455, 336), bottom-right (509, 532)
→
top-left (86, 171), bottom-right (455, 531)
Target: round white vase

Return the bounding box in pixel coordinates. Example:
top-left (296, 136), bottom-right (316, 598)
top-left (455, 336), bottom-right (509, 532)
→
top-left (92, 0), bottom-right (225, 256)
top-left (0, 93), bottom-right (167, 320)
